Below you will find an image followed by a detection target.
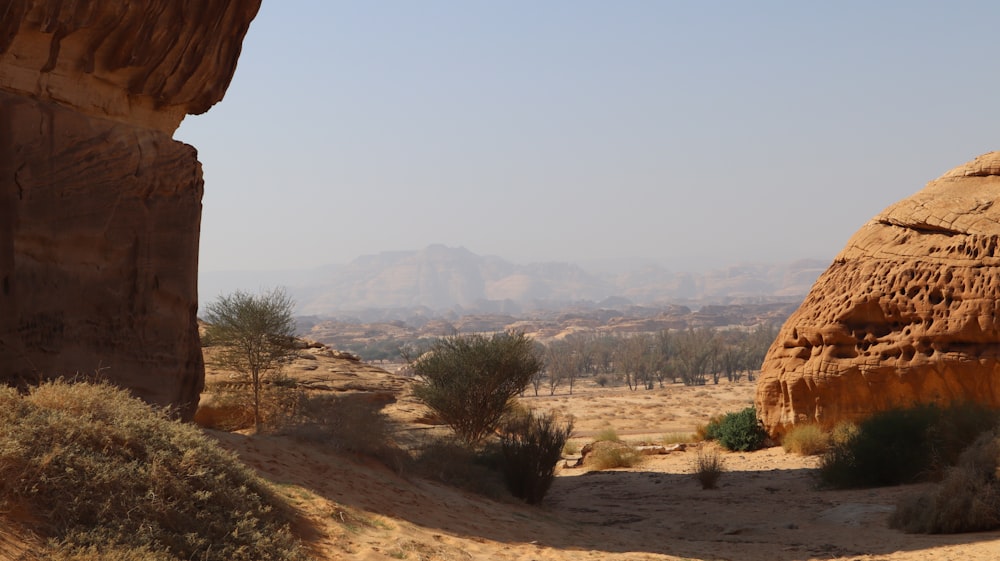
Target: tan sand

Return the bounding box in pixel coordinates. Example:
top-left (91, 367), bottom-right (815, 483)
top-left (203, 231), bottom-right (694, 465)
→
top-left (213, 379), bottom-right (1000, 561)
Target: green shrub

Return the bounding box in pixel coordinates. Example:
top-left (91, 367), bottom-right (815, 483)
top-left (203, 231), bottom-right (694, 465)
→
top-left (707, 407), bottom-right (768, 452)
top-left (499, 411), bottom-right (574, 504)
top-left (781, 424), bottom-right (829, 456)
top-left (925, 401), bottom-right (1000, 474)
top-left (819, 402), bottom-right (1000, 489)
top-left (411, 331), bottom-right (541, 445)
top-left (820, 404), bottom-right (939, 488)
top-left (0, 381), bottom-right (306, 561)
top-left (695, 414), bottom-right (724, 442)
top-left (890, 431), bottom-right (1000, 533)
top-left (693, 447), bottom-right (725, 489)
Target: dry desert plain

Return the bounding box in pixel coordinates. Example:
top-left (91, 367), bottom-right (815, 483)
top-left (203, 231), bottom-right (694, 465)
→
top-left (200, 354), bottom-right (1000, 561)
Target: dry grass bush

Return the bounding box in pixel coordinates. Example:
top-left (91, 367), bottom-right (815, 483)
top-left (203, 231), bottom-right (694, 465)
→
top-left (890, 432), bottom-right (1000, 533)
top-left (0, 381), bottom-right (307, 561)
top-left (594, 426), bottom-right (621, 442)
top-left (661, 432), bottom-right (694, 445)
top-left (830, 420), bottom-right (859, 445)
top-left (586, 440), bottom-right (644, 470)
top-left (781, 424), bottom-right (829, 456)
top-left (693, 446), bottom-right (725, 489)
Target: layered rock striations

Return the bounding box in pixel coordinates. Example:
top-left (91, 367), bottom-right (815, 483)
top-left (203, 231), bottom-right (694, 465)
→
top-left (756, 152), bottom-right (1000, 437)
top-left (0, 1), bottom-right (261, 418)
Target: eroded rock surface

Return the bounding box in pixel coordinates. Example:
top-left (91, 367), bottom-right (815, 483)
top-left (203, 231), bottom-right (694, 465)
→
top-left (756, 152), bottom-right (1000, 437)
top-left (0, 1), bottom-right (261, 418)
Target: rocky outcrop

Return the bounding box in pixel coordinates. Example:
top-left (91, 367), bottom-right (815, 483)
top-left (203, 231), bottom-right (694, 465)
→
top-left (756, 152), bottom-right (1000, 437)
top-left (0, 1), bottom-right (261, 419)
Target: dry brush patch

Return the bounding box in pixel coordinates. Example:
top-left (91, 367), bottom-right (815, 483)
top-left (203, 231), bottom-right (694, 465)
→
top-left (0, 381), bottom-right (308, 561)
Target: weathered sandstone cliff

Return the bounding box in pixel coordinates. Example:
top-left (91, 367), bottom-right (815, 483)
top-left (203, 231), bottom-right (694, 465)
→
top-left (0, 1), bottom-right (261, 418)
top-left (756, 152), bottom-right (1000, 437)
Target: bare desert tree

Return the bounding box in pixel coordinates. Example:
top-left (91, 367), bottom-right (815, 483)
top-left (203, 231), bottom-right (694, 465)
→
top-left (202, 288), bottom-right (298, 433)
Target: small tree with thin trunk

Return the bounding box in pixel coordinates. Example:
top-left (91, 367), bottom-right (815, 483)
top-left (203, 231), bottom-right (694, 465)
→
top-left (202, 288), bottom-right (297, 433)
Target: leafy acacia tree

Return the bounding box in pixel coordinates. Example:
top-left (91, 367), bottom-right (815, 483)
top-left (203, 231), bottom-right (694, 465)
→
top-left (411, 331), bottom-right (542, 445)
top-left (202, 288), bottom-right (298, 433)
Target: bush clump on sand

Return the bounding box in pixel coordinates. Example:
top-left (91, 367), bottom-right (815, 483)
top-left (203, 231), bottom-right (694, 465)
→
top-left (704, 406), bottom-right (768, 452)
top-left (781, 424), bottom-right (829, 456)
top-left (0, 381), bottom-right (307, 561)
top-left (585, 440), bottom-right (644, 470)
top-left (692, 446), bottom-right (725, 490)
top-left (499, 411), bottom-right (574, 504)
top-left (819, 402), bottom-right (1000, 489)
top-left (890, 431), bottom-right (1000, 533)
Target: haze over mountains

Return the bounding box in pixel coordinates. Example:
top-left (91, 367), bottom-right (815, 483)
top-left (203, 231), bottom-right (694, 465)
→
top-left (200, 245), bottom-right (826, 320)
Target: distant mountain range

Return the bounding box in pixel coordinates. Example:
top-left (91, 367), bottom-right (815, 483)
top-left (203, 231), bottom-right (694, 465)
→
top-left (200, 245), bottom-right (828, 319)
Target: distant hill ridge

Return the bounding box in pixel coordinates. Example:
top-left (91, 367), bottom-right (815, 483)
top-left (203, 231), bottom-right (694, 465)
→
top-left (201, 245), bottom-right (826, 318)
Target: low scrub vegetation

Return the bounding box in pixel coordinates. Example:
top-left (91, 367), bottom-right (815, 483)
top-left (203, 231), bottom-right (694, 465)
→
top-left (499, 411), bottom-right (574, 504)
top-left (594, 426), bottom-right (621, 442)
top-left (693, 446), bottom-right (725, 489)
top-left (781, 424), bottom-right (829, 455)
top-left (819, 402), bottom-right (1000, 488)
top-left (585, 440), bottom-right (644, 470)
top-left (891, 431), bottom-right (1000, 533)
top-left (703, 406), bottom-right (768, 452)
top-left (0, 381), bottom-right (306, 561)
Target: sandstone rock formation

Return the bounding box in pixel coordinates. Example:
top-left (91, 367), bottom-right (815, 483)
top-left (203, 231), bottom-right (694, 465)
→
top-left (0, 1), bottom-right (261, 418)
top-left (756, 152), bottom-right (1000, 437)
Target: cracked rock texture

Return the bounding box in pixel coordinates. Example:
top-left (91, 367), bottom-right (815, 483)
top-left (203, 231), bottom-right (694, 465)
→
top-left (756, 152), bottom-right (1000, 437)
top-left (0, 1), bottom-right (261, 419)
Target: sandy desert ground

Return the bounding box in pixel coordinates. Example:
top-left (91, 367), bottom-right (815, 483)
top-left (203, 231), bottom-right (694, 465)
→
top-left (204, 359), bottom-right (1000, 561)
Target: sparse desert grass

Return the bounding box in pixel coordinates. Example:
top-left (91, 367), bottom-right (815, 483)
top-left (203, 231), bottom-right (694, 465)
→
top-left (781, 424), bottom-right (829, 456)
top-left (692, 446), bottom-right (725, 489)
top-left (0, 380), bottom-right (307, 561)
top-left (563, 440), bottom-right (580, 455)
top-left (594, 426), bottom-right (621, 442)
top-left (661, 432), bottom-right (694, 445)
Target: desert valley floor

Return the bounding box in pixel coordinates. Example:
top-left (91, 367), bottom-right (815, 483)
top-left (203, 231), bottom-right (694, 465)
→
top-left (198, 356), bottom-right (1000, 561)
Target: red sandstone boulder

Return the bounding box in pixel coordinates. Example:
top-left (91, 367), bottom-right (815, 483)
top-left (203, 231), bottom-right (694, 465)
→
top-left (0, 1), bottom-right (261, 419)
top-left (756, 152), bottom-right (1000, 437)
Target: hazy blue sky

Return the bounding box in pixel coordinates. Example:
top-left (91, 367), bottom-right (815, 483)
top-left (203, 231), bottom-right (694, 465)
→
top-left (176, 1), bottom-right (1000, 274)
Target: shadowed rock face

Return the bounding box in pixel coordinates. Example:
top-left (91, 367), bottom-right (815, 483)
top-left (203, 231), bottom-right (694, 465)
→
top-left (0, 1), bottom-right (261, 419)
top-left (756, 152), bottom-right (1000, 437)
